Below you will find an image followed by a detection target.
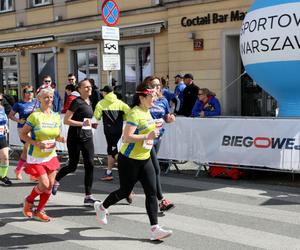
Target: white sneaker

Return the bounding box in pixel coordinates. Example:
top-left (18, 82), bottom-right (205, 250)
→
top-left (94, 201), bottom-right (108, 225)
top-left (150, 225), bottom-right (173, 241)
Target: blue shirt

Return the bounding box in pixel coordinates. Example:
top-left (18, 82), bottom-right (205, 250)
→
top-left (150, 97), bottom-right (170, 119)
top-left (0, 107), bottom-right (8, 140)
top-left (174, 82), bottom-right (186, 106)
top-left (12, 100), bottom-right (38, 128)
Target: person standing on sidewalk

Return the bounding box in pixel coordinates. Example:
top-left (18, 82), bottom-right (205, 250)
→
top-left (0, 93), bottom-right (11, 186)
top-left (21, 85), bottom-right (64, 222)
top-left (94, 80), bottom-right (173, 241)
top-left (52, 79), bottom-right (97, 206)
top-left (94, 85), bottom-right (130, 181)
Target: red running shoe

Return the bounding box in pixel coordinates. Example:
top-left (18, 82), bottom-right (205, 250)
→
top-left (159, 198), bottom-right (175, 212)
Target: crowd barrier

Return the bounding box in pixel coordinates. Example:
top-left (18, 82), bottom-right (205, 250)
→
top-left (8, 115), bottom-right (300, 173)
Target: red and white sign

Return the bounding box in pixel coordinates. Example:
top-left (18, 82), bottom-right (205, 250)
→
top-left (102, 0), bottom-right (120, 27)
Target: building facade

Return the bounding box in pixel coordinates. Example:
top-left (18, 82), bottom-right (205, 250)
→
top-left (0, 0), bottom-right (276, 116)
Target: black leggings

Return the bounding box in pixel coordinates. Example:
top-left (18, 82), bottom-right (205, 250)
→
top-left (56, 137), bottom-right (95, 195)
top-left (151, 143), bottom-right (164, 201)
top-left (103, 153), bottom-right (158, 226)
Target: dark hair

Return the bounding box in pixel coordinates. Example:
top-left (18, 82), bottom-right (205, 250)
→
top-left (42, 75), bottom-right (52, 80)
top-left (65, 84), bottom-right (75, 92)
top-left (161, 77), bottom-right (168, 88)
top-left (132, 78), bottom-right (154, 107)
top-left (68, 73), bottom-right (75, 78)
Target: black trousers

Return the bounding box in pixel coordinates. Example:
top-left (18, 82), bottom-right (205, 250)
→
top-left (56, 137), bottom-right (95, 195)
top-left (103, 153), bottom-right (158, 226)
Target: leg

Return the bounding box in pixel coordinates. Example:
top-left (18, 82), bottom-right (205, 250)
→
top-left (80, 138), bottom-right (95, 196)
top-left (138, 158), bottom-right (158, 226)
top-left (102, 154), bottom-right (139, 208)
top-left (150, 147), bottom-right (164, 201)
top-left (55, 138), bottom-right (80, 182)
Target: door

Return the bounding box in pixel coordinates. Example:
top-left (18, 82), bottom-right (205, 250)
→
top-left (33, 52), bottom-right (55, 88)
top-left (120, 44), bottom-right (151, 105)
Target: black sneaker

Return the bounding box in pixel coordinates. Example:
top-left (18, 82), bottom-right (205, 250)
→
top-left (84, 196), bottom-right (100, 207)
top-left (0, 176), bottom-right (12, 186)
top-left (126, 191), bottom-right (134, 204)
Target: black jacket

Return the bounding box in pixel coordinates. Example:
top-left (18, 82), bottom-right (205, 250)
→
top-left (180, 83), bottom-right (199, 117)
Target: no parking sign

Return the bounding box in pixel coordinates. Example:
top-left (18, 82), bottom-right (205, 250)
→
top-left (102, 0), bottom-right (120, 26)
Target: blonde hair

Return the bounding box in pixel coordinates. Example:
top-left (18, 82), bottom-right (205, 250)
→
top-left (36, 85), bottom-right (54, 97)
top-left (199, 88), bottom-right (216, 97)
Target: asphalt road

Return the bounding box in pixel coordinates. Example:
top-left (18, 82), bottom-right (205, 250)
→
top-left (1, 161), bottom-right (300, 249)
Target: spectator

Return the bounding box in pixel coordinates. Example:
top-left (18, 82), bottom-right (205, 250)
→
top-left (88, 78), bottom-right (101, 111)
top-left (49, 80), bottom-right (62, 113)
top-left (179, 73), bottom-right (199, 117)
top-left (61, 84), bottom-right (80, 113)
top-left (191, 88), bottom-right (221, 117)
top-left (161, 77), bottom-right (171, 103)
top-left (64, 73), bottom-right (77, 105)
top-left (174, 74), bottom-right (186, 110)
top-left (94, 85), bottom-right (130, 181)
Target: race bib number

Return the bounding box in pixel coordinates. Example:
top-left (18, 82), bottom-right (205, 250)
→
top-left (143, 139), bottom-right (153, 150)
top-left (41, 139), bottom-right (56, 152)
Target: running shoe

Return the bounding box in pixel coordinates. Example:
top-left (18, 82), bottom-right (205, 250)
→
top-left (15, 170), bottom-right (22, 180)
top-left (33, 210), bottom-right (51, 222)
top-left (52, 182), bottom-right (60, 195)
top-left (159, 198), bottom-right (175, 212)
top-left (0, 176), bottom-right (12, 186)
top-left (23, 198), bottom-right (34, 218)
top-left (84, 196), bottom-right (99, 207)
top-left (100, 172), bottom-right (113, 181)
top-left (126, 191), bottom-right (134, 204)
top-left (94, 201), bottom-right (108, 225)
top-left (150, 225), bottom-right (173, 241)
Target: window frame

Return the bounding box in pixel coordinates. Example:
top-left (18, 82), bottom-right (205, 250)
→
top-left (31, 0), bottom-right (52, 7)
top-left (0, 0), bottom-right (13, 13)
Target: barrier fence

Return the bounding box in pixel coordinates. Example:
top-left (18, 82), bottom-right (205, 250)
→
top-left (8, 116), bottom-right (300, 174)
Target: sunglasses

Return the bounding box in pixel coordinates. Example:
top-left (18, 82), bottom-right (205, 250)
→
top-left (24, 90), bottom-right (34, 94)
top-left (44, 80), bottom-right (51, 83)
top-left (68, 78), bottom-right (75, 81)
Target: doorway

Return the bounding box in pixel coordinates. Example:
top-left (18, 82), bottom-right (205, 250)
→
top-left (223, 32), bottom-right (277, 117)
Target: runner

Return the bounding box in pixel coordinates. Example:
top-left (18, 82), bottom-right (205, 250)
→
top-left (20, 84), bottom-right (64, 222)
top-left (94, 79), bottom-right (173, 241)
top-left (52, 79), bottom-right (97, 206)
top-left (0, 93), bottom-right (11, 186)
top-left (147, 76), bottom-right (176, 212)
top-left (9, 84), bottom-right (37, 180)
top-left (94, 85), bottom-right (130, 181)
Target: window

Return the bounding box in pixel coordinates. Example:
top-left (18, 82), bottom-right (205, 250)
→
top-left (74, 49), bottom-right (99, 86)
top-left (0, 55), bottom-right (19, 101)
top-left (33, 52), bottom-right (55, 88)
top-left (32, 0), bottom-right (51, 7)
top-left (0, 0), bottom-right (13, 12)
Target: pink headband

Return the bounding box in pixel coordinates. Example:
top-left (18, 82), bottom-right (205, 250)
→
top-left (136, 89), bottom-right (156, 95)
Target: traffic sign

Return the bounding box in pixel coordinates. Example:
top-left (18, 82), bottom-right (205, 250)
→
top-left (102, 0), bottom-right (120, 27)
top-left (102, 54), bottom-right (120, 70)
top-left (104, 40), bottom-right (119, 54)
top-left (102, 26), bottom-right (120, 40)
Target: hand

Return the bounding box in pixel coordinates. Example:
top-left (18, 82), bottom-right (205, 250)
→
top-left (83, 119), bottom-right (91, 127)
top-left (56, 135), bottom-right (65, 143)
top-left (200, 111), bottom-right (205, 118)
top-left (19, 119), bottom-right (26, 124)
top-left (35, 141), bottom-right (48, 149)
top-left (147, 130), bottom-right (160, 140)
top-left (166, 113), bottom-right (176, 123)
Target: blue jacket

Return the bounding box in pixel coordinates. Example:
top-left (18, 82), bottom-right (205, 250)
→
top-left (191, 96), bottom-right (221, 117)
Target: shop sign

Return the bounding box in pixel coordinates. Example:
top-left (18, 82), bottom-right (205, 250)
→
top-left (193, 39), bottom-right (204, 51)
top-left (181, 10), bottom-right (246, 27)
top-left (103, 54), bottom-right (120, 70)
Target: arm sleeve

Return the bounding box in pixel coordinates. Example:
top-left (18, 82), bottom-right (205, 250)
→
top-left (122, 102), bottom-right (131, 120)
top-left (25, 113), bottom-right (36, 128)
top-left (204, 98), bottom-right (221, 117)
top-left (94, 102), bottom-right (103, 120)
top-left (126, 111), bottom-right (138, 127)
top-left (68, 98), bottom-right (79, 113)
top-left (191, 99), bottom-right (202, 117)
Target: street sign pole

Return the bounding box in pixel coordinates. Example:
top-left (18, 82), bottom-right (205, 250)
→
top-left (101, 0), bottom-right (120, 87)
